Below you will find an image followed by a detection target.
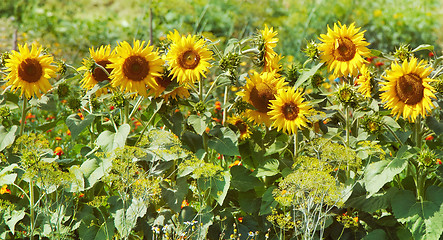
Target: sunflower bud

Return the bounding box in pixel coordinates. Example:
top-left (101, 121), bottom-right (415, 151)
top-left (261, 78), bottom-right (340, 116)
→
top-left (393, 44), bottom-right (412, 62)
top-left (56, 60), bottom-right (67, 76)
top-left (418, 148), bottom-right (436, 167)
top-left (67, 97), bottom-right (81, 111)
top-left (0, 106), bottom-right (11, 119)
top-left (336, 84), bottom-right (357, 107)
top-left (193, 101), bottom-right (207, 114)
top-left (0, 52), bottom-right (10, 67)
top-left (232, 100), bottom-right (250, 115)
top-left (57, 83), bottom-right (70, 99)
top-left (111, 92), bottom-right (126, 108)
top-left (303, 41), bottom-right (319, 60)
top-left (434, 78), bottom-right (443, 94)
top-left (220, 52), bottom-right (240, 72)
top-left (83, 56), bottom-right (96, 72)
top-left (285, 63), bottom-right (301, 86)
top-left (361, 115), bottom-right (383, 134)
top-left (311, 73), bottom-right (324, 89)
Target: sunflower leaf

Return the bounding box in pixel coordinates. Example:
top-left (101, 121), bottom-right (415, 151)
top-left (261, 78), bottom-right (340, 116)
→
top-left (411, 44), bottom-right (434, 53)
top-left (295, 62), bottom-right (324, 89)
top-left (0, 125), bottom-right (17, 152)
top-left (66, 113), bottom-right (96, 140)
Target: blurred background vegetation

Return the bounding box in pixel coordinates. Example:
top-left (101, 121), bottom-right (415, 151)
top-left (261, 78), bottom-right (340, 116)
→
top-left (1, 0), bottom-right (442, 64)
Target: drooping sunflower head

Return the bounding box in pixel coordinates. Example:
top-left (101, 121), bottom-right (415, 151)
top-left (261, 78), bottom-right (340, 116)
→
top-left (78, 45), bottom-right (115, 96)
top-left (268, 87), bottom-right (312, 134)
top-left (255, 25), bottom-right (279, 68)
top-left (108, 40), bottom-right (164, 97)
top-left (165, 30), bottom-right (213, 85)
top-left (4, 43), bottom-right (56, 99)
top-left (380, 57), bottom-right (437, 122)
top-left (150, 68), bottom-right (190, 101)
top-left (228, 115), bottom-right (252, 140)
top-left (355, 64), bottom-right (373, 98)
top-left (318, 22), bottom-right (370, 78)
top-left (237, 70), bottom-right (287, 126)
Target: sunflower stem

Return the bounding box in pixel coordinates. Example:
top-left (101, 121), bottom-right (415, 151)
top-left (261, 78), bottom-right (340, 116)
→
top-left (94, 62), bottom-right (110, 77)
top-left (383, 123), bottom-right (404, 146)
top-left (293, 128), bottom-right (299, 161)
top-left (203, 75), bottom-right (219, 103)
top-left (222, 86), bottom-right (228, 125)
top-left (128, 96), bottom-right (144, 120)
top-left (29, 180), bottom-right (35, 240)
top-left (414, 117), bottom-right (422, 149)
top-left (345, 105), bottom-right (350, 147)
top-left (19, 97), bottom-right (28, 137)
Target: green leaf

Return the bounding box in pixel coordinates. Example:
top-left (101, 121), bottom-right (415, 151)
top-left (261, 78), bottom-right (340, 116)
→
top-left (230, 165), bottom-right (261, 192)
top-left (66, 165), bottom-right (85, 192)
top-left (295, 62), bottom-right (324, 89)
top-left (80, 157), bottom-right (112, 189)
top-left (114, 198), bottom-right (147, 238)
top-left (264, 141), bottom-right (287, 156)
top-left (392, 187), bottom-right (443, 240)
top-left (0, 164), bottom-right (18, 185)
top-left (66, 113), bottom-right (96, 140)
top-left (188, 114), bottom-right (208, 135)
top-left (239, 190), bottom-right (260, 214)
top-left (425, 116), bottom-right (443, 135)
top-left (260, 186), bottom-right (277, 215)
top-left (4, 209), bottom-right (25, 234)
top-left (29, 94), bottom-right (56, 111)
top-left (255, 158), bottom-right (279, 177)
top-left (362, 229), bottom-right (388, 240)
top-left (199, 171), bottom-right (231, 206)
top-left (0, 125), bottom-right (17, 151)
top-left (362, 157), bottom-right (408, 196)
top-left (96, 124), bottom-right (130, 152)
top-left (382, 116), bottom-right (400, 129)
top-left (346, 187), bottom-right (399, 213)
top-left (412, 44), bottom-right (434, 53)
top-left (161, 177), bottom-right (188, 212)
top-left (208, 126), bottom-right (239, 156)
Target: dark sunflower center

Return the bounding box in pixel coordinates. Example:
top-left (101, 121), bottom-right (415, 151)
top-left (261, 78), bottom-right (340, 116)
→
top-left (335, 37), bottom-right (357, 62)
top-left (18, 58), bottom-right (43, 83)
top-left (396, 73), bottom-right (424, 105)
top-left (249, 82), bottom-right (275, 113)
top-left (281, 102), bottom-right (299, 120)
top-left (179, 50), bottom-right (200, 69)
top-left (155, 74), bottom-right (173, 89)
top-left (122, 56), bottom-right (150, 81)
top-left (235, 120), bottom-right (248, 134)
top-left (92, 60), bottom-right (112, 82)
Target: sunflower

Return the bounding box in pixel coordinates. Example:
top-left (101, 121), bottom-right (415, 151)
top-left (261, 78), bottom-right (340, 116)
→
top-left (150, 69), bottom-right (190, 101)
top-left (259, 25), bottom-right (279, 67)
top-left (263, 54), bottom-right (283, 74)
top-left (318, 22), bottom-right (370, 78)
top-left (78, 45), bottom-right (115, 96)
top-left (268, 87), bottom-right (312, 134)
top-left (228, 115), bottom-right (252, 140)
top-left (108, 40), bottom-right (164, 97)
top-left (380, 57), bottom-right (436, 122)
top-left (165, 30), bottom-right (213, 85)
top-left (4, 43), bottom-right (56, 99)
top-left (355, 64), bottom-right (372, 98)
top-left (237, 70), bottom-right (287, 126)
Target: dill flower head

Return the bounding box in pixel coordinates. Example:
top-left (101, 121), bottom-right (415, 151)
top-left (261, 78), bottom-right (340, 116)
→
top-left (268, 87), bottom-right (312, 134)
top-left (108, 40), bottom-right (164, 97)
top-left (355, 64), bottom-right (373, 98)
top-left (4, 43), bottom-right (57, 99)
top-left (318, 22), bottom-right (370, 77)
top-left (78, 45), bottom-right (115, 96)
top-left (165, 30), bottom-right (213, 85)
top-left (380, 57), bottom-right (436, 122)
top-left (237, 70), bottom-right (287, 127)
